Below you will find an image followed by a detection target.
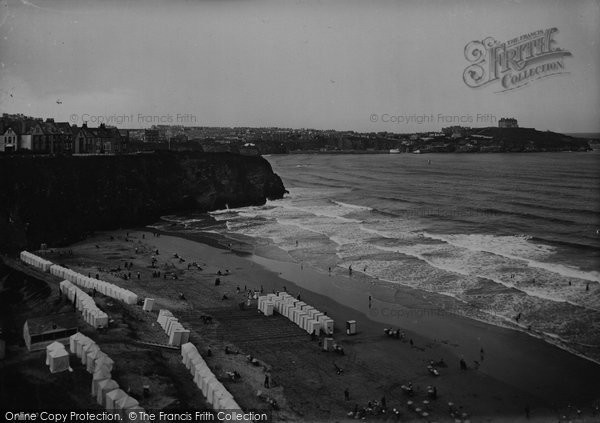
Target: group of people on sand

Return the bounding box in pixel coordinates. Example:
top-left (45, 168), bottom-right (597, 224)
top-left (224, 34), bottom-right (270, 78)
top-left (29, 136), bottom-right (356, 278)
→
top-left (347, 395), bottom-right (389, 419)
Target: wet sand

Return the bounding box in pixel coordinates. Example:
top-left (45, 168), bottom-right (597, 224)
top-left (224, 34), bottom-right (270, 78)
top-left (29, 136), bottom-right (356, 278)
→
top-left (50, 228), bottom-right (600, 421)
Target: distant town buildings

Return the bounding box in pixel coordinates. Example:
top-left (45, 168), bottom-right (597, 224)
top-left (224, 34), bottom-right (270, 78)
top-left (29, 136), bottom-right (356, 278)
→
top-left (442, 126), bottom-right (471, 138)
top-left (0, 114), bottom-right (123, 154)
top-left (498, 118), bottom-right (518, 128)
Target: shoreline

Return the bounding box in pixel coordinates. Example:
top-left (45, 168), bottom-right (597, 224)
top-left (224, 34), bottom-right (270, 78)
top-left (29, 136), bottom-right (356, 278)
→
top-left (156, 222), bottom-right (600, 367)
top-left (151, 224), bottom-right (600, 410)
top-left (5, 226), bottom-right (599, 420)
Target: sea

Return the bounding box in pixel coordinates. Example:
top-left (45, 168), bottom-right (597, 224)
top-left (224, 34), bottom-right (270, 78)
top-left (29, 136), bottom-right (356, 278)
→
top-left (158, 152), bottom-right (600, 359)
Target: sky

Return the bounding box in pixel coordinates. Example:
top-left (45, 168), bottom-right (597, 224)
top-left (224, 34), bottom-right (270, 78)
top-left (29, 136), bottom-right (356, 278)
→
top-left (0, 0), bottom-right (599, 133)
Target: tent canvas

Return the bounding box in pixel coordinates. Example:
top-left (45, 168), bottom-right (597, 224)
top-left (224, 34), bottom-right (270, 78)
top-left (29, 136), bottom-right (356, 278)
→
top-left (143, 298), bottom-right (155, 312)
top-left (116, 395), bottom-right (139, 411)
top-left (86, 346), bottom-right (104, 373)
top-left (91, 367), bottom-right (112, 396)
top-left (77, 337), bottom-right (94, 358)
top-left (70, 333), bottom-right (87, 354)
top-left (46, 341), bottom-right (66, 365)
top-left (105, 388), bottom-right (127, 410)
top-left (49, 348), bottom-right (69, 373)
top-left (95, 354), bottom-right (114, 372)
top-left (201, 375), bottom-right (217, 397)
top-left (97, 379), bottom-right (119, 406)
top-left (82, 342), bottom-right (99, 365)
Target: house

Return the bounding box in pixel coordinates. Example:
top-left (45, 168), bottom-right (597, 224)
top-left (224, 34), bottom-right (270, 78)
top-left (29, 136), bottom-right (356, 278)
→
top-left (73, 123), bottom-right (96, 154)
top-left (0, 127), bottom-right (20, 152)
top-left (23, 312), bottom-right (79, 351)
top-left (30, 122), bottom-right (52, 152)
top-left (55, 122), bottom-right (77, 153)
top-left (92, 124), bottom-right (123, 154)
top-left (73, 123), bottom-right (122, 154)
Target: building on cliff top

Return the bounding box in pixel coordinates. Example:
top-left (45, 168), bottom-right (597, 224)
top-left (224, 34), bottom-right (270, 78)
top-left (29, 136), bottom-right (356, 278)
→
top-left (499, 118), bottom-right (518, 128)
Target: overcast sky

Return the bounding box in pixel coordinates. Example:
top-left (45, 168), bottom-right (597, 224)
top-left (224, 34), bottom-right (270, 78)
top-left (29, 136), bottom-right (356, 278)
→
top-left (0, 0), bottom-right (598, 132)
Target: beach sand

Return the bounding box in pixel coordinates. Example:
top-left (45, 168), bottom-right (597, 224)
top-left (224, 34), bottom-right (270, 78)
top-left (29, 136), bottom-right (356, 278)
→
top-left (9, 228), bottom-right (600, 422)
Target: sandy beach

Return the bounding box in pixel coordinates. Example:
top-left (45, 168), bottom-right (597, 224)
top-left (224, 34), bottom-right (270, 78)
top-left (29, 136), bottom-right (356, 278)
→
top-left (3, 227), bottom-right (599, 422)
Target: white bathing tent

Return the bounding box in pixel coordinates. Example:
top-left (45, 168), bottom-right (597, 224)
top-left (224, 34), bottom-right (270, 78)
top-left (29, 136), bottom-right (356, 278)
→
top-left (105, 388), bottom-right (128, 410)
top-left (48, 348), bottom-right (70, 373)
top-left (85, 344), bottom-right (103, 373)
top-left (97, 379), bottom-right (119, 406)
top-left (95, 353), bottom-right (115, 373)
top-left (142, 298), bottom-right (155, 311)
top-left (69, 332), bottom-right (87, 354)
top-left (77, 336), bottom-right (94, 358)
top-left (116, 395), bottom-right (139, 416)
top-left (45, 341), bottom-right (66, 365)
top-left (91, 366), bottom-right (112, 396)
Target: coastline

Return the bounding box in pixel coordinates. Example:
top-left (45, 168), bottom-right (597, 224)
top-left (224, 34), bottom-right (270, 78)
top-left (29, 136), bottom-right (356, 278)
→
top-left (4, 225), bottom-right (599, 421)
top-left (158, 220), bottom-right (600, 366)
top-left (151, 224), bottom-right (600, 415)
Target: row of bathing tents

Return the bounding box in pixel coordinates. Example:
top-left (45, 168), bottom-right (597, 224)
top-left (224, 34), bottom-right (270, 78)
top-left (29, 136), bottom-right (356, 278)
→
top-left (157, 309), bottom-right (190, 347)
top-left (50, 264), bottom-right (138, 305)
top-left (19, 251), bottom-right (138, 305)
top-left (181, 342), bottom-right (241, 411)
top-left (258, 292), bottom-right (334, 335)
top-left (60, 280), bottom-right (109, 328)
top-left (20, 250), bottom-right (53, 272)
top-left (70, 333), bottom-right (144, 419)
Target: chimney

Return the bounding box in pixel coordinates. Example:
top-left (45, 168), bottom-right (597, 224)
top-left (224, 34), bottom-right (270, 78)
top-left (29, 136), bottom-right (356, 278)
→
top-left (82, 121), bottom-right (88, 128)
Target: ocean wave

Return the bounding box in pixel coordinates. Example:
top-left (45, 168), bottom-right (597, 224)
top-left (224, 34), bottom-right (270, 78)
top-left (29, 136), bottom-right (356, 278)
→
top-left (330, 200), bottom-right (373, 212)
top-left (421, 232), bottom-right (600, 283)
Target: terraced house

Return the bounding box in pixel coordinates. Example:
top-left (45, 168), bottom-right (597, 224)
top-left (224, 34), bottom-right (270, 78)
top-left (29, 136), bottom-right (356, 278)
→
top-left (73, 123), bottom-right (123, 154)
top-left (0, 114), bottom-right (123, 154)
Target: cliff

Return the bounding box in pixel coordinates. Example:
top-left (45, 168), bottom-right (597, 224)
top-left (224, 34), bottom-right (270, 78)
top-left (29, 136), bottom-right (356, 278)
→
top-left (0, 152), bottom-right (285, 253)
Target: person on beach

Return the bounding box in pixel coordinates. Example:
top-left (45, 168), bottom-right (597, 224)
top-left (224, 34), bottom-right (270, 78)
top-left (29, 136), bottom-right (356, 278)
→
top-left (344, 388), bottom-right (350, 401)
top-left (349, 265), bottom-right (352, 275)
top-left (264, 374), bottom-right (270, 388)
top-left (368, 295), bottom-right (372, 308)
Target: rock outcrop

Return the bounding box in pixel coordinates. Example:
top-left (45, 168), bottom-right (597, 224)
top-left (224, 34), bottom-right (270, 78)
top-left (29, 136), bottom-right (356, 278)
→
top-left (0, 152), bottom-right (285, 252)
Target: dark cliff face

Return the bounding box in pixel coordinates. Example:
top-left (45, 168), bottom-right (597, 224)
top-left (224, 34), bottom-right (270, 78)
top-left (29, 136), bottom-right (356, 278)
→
top-left (0, 152), bottom-right (285, 252)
